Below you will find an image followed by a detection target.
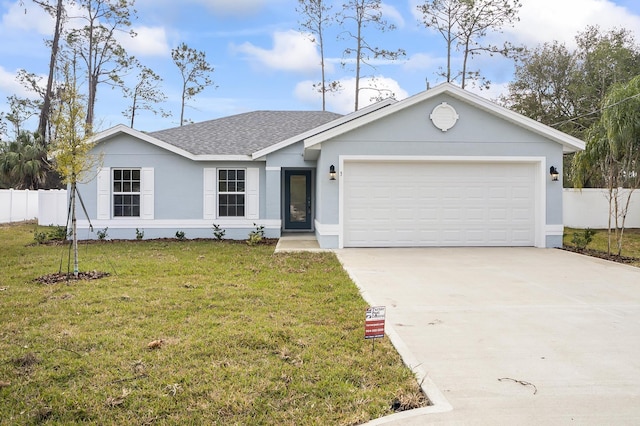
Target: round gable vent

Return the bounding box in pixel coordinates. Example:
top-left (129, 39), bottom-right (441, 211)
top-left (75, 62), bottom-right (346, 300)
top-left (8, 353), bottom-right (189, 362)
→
top-left (430, 102), bottom-right (459, 132)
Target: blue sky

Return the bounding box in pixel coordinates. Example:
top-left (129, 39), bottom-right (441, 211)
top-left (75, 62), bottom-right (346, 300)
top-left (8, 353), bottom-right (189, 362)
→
top-left (1, 0), bottom-right (640, 134)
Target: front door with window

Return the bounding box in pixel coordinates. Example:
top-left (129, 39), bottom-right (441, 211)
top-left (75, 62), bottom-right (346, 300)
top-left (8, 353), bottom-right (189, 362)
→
top-left (284, 170), bottom-right (312, 230)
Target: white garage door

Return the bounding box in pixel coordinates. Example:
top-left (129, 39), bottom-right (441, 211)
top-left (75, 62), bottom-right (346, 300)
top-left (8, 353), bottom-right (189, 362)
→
top-left (343, 161), bottom-right (537, 247)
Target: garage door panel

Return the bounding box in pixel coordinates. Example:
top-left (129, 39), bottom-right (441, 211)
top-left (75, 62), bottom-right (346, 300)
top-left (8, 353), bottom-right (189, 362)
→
top-left (512, 208), bottom-right (533, 221)
top-left (344, 161), bottom-right (536, 247)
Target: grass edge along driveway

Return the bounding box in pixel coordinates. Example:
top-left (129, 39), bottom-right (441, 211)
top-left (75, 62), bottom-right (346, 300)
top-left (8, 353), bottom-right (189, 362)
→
top-left (0, 223), bottom-right (426, 425)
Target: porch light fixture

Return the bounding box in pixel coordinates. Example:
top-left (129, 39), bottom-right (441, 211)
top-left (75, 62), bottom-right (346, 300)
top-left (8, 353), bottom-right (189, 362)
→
top-left (329, 165), bottom-right (336, 180)
top-left (550, 166), bottom-right (559, 181)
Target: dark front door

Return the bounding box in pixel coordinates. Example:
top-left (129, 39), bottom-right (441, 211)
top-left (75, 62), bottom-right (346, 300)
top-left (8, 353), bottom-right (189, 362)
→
top-left (284, 170), bottom-right (312, 230)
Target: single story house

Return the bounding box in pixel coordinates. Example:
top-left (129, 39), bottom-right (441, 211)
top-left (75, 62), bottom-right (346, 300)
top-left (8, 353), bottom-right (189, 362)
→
top-left (77, 82), bottom-right (585, 248)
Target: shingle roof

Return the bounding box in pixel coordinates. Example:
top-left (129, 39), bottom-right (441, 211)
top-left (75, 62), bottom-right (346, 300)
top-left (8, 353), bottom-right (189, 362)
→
top-left (148, 110), bottom-right (343, 156)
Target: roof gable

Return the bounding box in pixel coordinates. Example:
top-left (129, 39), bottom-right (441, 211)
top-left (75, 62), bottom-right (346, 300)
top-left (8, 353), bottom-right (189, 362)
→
top-left (251, 99), bottom-right (396, 159)
top-left (304, 83), bottom-right (585, 153)
top-left (89, 124), bottom-right (207, 160)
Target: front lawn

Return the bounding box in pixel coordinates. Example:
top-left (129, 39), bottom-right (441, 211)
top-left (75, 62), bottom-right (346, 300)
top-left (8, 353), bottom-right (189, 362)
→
top-left (563, 227), bottom-right (640, 267)
top-left (0, 223), bottom-right (426, 425)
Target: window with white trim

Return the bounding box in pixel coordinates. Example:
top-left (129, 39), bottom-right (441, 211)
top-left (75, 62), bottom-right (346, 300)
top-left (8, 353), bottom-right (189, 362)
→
top-left (218, 169), bottom-right (245, 217)
top-left (113, 169), bottom-right (141, 217)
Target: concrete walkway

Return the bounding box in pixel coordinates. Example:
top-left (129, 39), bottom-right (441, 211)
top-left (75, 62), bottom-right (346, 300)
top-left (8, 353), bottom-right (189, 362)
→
top-left (274, 233), bottom-right (331, 253)
top-left (335, 247), bottom-right (640, 425)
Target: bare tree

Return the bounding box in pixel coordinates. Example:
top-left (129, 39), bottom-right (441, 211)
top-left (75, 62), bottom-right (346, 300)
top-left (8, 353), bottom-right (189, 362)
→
top-left (122, 64), bottom-right (170, 127)
top-left (339, 0), bottom-right (405, 111)
top-left (418, 0), bottom-right (521, 89)
top-left (417, 0), bottom-right (465, 84)
top-left (65, 0), bottom-right (137, 128)
top-left (34, 0), bottom-right (66, 143)
top-left (171, 42), bottom-right (216, 126)
top-left (457, 0), bottom-right (521, 88)
top-left (297, 0), bottom-right (339, 111)
top-left (4, 95), bottom-right (41, 138)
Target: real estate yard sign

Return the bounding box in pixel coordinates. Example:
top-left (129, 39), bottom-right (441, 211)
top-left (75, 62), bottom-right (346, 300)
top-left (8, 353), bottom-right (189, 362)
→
top-left (365, 306), bottom-right (386, 339)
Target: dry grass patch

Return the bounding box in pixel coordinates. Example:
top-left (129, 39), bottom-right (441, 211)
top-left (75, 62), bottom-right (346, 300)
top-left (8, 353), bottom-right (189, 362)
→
top-left (0, 223), bottom-right (427, 425)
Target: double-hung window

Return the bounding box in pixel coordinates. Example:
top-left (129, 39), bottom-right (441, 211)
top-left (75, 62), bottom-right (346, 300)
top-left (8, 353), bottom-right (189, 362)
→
top-left (218, 169), bottom-right (245, 217)
top-left (113, 169), bottom-right (141, 217)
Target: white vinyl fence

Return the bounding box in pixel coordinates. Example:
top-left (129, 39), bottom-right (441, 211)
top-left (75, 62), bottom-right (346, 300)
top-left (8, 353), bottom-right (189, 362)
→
top-left (38, 189), bottom-right (69, 226)
top-left (563, 188), bottom-right (640, 229)
top-left (2, 188), bottom-right (640, 230)
top-left (0, 189), bottom-right (39, 223)
top-left (0, 189), bottom-right (68, 226)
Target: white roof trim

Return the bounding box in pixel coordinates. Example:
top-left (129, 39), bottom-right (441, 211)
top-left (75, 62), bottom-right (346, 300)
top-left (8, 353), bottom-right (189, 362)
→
top-left (90, 124), bottom-right (253, 162)
top-left (303, 83), bottom-right (585, 153)
top-left (251, 98), bottom-right (397, 159)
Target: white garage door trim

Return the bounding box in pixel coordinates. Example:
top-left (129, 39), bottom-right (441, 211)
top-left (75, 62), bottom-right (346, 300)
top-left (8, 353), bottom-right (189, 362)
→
top-left (338, 156), bottom-right (546, 249)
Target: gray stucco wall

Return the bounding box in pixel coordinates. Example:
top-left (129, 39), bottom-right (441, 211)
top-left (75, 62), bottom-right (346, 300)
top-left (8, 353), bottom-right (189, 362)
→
top-left (77, 134), bottom-right (272, 240)
top-left (314, 93), bottom-right (565, 248)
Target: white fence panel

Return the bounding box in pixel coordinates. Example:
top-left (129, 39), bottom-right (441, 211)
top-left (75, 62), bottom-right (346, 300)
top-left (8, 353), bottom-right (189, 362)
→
top-left (563, 188), bottom-right (640, 229)
top-left (0, 189), bottom-right (39, 223)
top-left (38, 189), bottom-right (68, 226)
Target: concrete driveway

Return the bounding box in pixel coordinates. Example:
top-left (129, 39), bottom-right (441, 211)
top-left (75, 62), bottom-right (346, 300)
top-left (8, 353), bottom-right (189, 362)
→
top-left (335, 247), bottom-right (640, 425)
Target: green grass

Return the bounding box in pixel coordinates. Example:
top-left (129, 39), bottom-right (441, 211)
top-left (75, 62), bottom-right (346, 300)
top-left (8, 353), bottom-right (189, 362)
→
top-left (0, 223), bottom-right (426, 425)
top-left (563, 227), bottom-right (640, 267)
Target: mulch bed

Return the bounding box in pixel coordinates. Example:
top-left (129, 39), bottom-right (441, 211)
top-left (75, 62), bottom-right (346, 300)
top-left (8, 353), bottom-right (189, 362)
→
top-left (35, 271), bottom-right (110, 284)
top-left (561, 246), bottom-right (639, 265)
top-left (33, 238), bottom-right (278, 246)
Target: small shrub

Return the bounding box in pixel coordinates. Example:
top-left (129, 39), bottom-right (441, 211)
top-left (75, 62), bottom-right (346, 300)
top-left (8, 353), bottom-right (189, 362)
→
top-left (572, 228), bottom-right (596, 251)
top-left (247, 223), bottom-right (265, 246)
top-left (175, 230), bottom-right (186, 241)
top-left (48, 226), bottom-right (68, 241)
top-left (135, 228), bottom-right (144, 240)
top-left (33, 230), bottom-right (47, 244)
top-left (212, 223), bottom-right (225, 241)
top-left (97, 227), bottom-right (109, 240)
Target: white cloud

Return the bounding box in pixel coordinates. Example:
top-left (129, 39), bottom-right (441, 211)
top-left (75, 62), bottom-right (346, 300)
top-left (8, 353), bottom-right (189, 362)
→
top-left (118, 26), bottom-right (170, 57)
top-left (1, 1), bottom-right (52, 34)
top-left (235, 30), bottom-right (327, 74)
top-left (0, 66), bottom-right (39, 99)
top-left (381, 3), bottom-right (405, 28)
top-left (410, 0), bottom-right (640, 49)
top-left (403, 52), bottom-right (444, 72)
top-left (294, 76), bottom-right (408, 114)
top-left (506, 0), bottom-right (640, 48)
top-left (465, 81), bottom-right (510, 103)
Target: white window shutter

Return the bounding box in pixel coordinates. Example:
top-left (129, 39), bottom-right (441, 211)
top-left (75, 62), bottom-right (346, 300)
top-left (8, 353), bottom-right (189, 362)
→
top-left (203, 168), bottom-right (217, 219)
top-left (96, 167), bottom-right (110, 220)
top-left (141, 168), bottom-right (154, 220)
top-left (246, 167), bottom-right (259, 219)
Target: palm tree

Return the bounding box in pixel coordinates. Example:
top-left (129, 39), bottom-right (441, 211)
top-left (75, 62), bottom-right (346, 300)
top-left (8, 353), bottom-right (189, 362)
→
top-left (0, 131), bottom-right (49, 189)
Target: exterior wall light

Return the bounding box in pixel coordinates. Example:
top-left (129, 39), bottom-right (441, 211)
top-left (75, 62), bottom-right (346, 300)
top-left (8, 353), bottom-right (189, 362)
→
top-left (550, 166), bottom-right (559, 181)
top-left (329, 165), bottom-right (336, 180)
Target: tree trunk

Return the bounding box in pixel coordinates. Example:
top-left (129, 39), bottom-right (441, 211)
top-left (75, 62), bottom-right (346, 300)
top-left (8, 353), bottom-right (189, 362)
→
top-left (461, 41), bottom-right (470, 89)
top-left (86, 17), bottom-right (96, 128)
top-left (130, 91), bottom-right (137, 127)
top-left (71, 181), bottom-right (78, 277)
top-left (86, 74), bottom-right (97, 128)
top-left (446, 31), bottom-right (452, 83)
top-left (180, 83), bottom-right (186, 126)
top-left (38, 0), bottom-right (64, 144)
top-left (319, 28), bottom-right (326, 111)
top-left (354, 14), bottom-right (362, 111)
